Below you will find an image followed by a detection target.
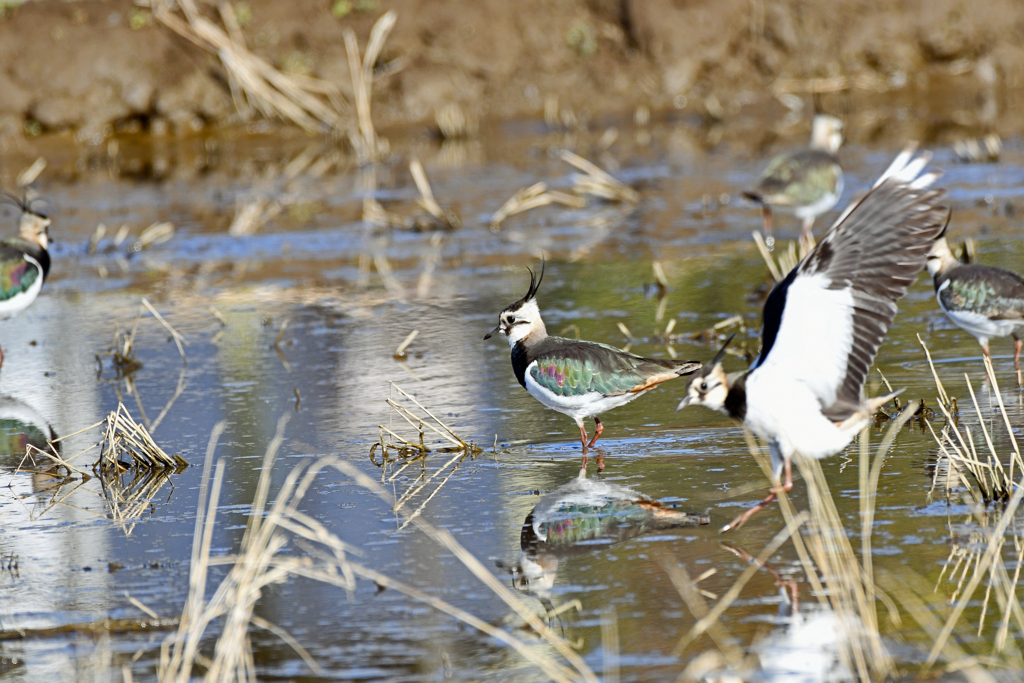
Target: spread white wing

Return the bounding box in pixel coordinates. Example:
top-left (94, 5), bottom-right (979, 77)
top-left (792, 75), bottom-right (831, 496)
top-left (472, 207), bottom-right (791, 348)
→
top-left (752, 145), bottom-right (948, 420)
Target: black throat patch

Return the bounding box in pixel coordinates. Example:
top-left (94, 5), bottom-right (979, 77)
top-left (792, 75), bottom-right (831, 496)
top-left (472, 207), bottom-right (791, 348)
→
top-left (510, 340), bottom-right (530, 388)
top-left (724, 374), bottom-right (747, 420)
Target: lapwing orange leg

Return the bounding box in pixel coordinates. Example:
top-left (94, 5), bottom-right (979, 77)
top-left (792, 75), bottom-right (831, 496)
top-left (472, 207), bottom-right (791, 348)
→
top-left (723, 457), bottom-right (793, 533)
top-left (586, 417), bottom-right (603, 448)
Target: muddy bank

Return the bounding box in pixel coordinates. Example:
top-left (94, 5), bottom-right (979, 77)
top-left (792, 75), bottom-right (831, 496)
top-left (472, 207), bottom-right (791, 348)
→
top-left (1, 0), bottom-right (1024, 149)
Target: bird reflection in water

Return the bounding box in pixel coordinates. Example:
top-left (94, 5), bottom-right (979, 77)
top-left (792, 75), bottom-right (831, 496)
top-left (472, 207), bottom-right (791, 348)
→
top-left (503, 470), bottom-right (709, 616)
top-left (699, 544), bottom-right (852, 683)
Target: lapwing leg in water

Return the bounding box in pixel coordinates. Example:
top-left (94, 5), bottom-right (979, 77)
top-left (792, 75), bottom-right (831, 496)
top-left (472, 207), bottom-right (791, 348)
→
top-left (0, 192), bottom-right (53, 372)
top-left (723, 457), bottom-right (792, 533)
top-left (681, 144), bottom-right (948, 531)
top-left (587, 416), bottom-right (604, 448)
top-left (800, 215), bottom-right (815, 244)
top-left (926, 220), bottom-right (1024, 386)
top-left (485, 259), bottom-right (701, 469)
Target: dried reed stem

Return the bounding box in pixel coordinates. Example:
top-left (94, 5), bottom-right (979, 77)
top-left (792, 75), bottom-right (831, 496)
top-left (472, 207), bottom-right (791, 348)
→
top-left (152, 0), bottom-right (346, 132)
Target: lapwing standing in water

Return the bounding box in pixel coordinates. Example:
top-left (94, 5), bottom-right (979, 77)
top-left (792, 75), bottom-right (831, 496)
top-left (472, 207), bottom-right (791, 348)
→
top-left (679, 146), bottom-right (947, 531)
top-left (484, 261), bottom-right (701, 467)
top-left (744, 114), bottom-right (844, 248)
top-left (926, 227), bottom-right (1024, 385)
top-left (0, 194), bottom-right (51, 371)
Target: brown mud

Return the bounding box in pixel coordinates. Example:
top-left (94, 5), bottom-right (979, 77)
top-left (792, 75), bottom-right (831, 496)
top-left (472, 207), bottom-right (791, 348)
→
top-left (1, 0), bottom-right (1024, 151)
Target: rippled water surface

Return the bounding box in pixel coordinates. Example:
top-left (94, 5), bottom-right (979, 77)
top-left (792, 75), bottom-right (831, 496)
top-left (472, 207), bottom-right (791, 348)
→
top-left (0, 117), bottom-right (1022, 681)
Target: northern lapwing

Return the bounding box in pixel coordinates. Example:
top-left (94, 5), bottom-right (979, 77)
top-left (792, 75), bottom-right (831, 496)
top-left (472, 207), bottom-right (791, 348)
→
top-left (0, 194), bottom-right (51, 371)
top-left (679, 145), bottom-right (947, 531)
top-left (484, 261), bottom-right (701, 466)
top-left (744, 114), bottom-right (844, 247)
top-left (926, 227), bottom-right (1024, 385)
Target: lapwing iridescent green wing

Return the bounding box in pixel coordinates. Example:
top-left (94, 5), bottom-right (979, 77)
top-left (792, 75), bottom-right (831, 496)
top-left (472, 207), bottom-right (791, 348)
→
top-left (926, 225), bottom-right (1024, 385)
top-left (680, 145), bottom-right (948, 532)
top-left (744, 114), bottom-right (844, 247)
top-left (484, 261), bottom-right (701, 467)
top-left (0, 193), bottom-right (51, 371)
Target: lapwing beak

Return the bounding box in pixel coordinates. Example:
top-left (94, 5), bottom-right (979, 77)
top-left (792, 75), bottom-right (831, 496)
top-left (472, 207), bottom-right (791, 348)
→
top-left (483, 325), bottom-right (501, 340)
top-left (675, 395), bottom-right (692, 412)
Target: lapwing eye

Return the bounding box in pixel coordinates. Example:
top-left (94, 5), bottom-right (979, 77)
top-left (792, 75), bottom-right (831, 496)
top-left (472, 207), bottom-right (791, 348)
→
top-left (508, 315), bottom-right (516, 324)
top-left (700, 381), bottom-right (708, 391)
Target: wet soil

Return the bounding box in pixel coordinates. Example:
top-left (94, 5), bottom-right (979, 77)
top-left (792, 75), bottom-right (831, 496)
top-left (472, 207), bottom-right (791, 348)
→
top-left (3, 0), bottom-right (1024, 148)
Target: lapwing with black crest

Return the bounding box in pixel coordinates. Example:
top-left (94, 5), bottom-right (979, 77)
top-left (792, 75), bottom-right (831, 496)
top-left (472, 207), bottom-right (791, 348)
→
top-left (484, 261), bottom-right (702, 467)
top-left (679, 145), bottom-right (948, 531)
top-left (926, 223), bottom-right (1024, 385)
top-left (0, 193), bottom-right (52, 371)
top-left (744, 114), bottom-right (844, 248)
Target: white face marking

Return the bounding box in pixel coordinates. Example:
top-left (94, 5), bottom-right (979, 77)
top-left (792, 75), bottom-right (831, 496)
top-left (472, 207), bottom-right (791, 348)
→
top-left (511, 553), bottom-right (558, 595)
top-left (19, 213), bottom-right (51, 250)
top-left (679, 364), bottom-right (730, 414)
top-left (496, 299), bottom-right (545, 346)
top-left (810, 115), bottom-right (843, 154)
top-left (926, 237), bottom-right (956, 278)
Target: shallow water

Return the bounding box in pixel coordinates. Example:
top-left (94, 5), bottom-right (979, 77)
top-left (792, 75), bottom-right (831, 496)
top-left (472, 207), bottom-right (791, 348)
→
top-left (0, 117), bottom-right (1022, 682)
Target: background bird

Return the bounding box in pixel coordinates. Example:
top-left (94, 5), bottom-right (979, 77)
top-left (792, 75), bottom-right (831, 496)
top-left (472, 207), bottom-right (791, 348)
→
top-left (0, 193), bottom-right (52, 371)
top-left (744, 114), bottom-right (844, 248)
top-left (926, 227), bottom-right (1024, 385)
top-left (679, 145), bottom-right (948, 531)
top-left (484, 261), bottom-right (701, 467)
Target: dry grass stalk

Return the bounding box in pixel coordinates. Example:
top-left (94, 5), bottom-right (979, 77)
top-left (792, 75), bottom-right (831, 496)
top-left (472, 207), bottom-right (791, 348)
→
top-left (924, 483), bottom-right (1024, 673)
top-left (676, 409), bottom-right (928, 681)
top-left (393, 329), bottom-right (418, 359)
top-left (142, 298), bottom-right (189, 362)
top-left (228, 145), bottom-right (340, 237)
top-left (409, 158), bottom-right (460, 230)
top-left (752, 231), bottom-right (811, 283)
top-left (689, 354), bottom-right (1024, 680)
top-left (135, 222), bottom-right (175, 250)
top-left (435, 102), bottom-right (477, 140)
top-left (332, 460), bottom-right (598, 683)
top-left (489, 182), bottom-right (587, 232)
top-left (17, 157), bottom-right (46, 187)
top-left (371, 382), bottom-right (481, 475)
top-left (98, 403), bottom-right (186, 475)
top-left (161, 416), bottom-right (596, 683)
top-left (416, 232), bottom-right (445, 298)
top-left (920, 339), bottom-right (1023, 503)
top-left (685, 315), bottom-right (746, 346)
top-left (669, 515), bottom-right (804, 660)
top-left (151, 0), bottom-right (347, 132)
top-left (344, 11), bottom-right (396, 163)
top-left (21, 442), bottom-right (90, 478)
top-left (876, 568), bottom-right (1001, 683)
top-left (229, 196), bottom-right (282, 236)
top-left (954, 134), bottom-right (1002, 163)
top-left (557, 150), bottom-right (639, 203)
top-left (771, 73), bottom-right (889, 97)
top-left (101, 468), bottom-right (176, 536)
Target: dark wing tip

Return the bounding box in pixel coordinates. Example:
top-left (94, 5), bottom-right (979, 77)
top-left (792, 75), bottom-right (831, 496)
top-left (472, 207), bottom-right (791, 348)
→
top-left (674, 361), bottom-right (703, 376)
